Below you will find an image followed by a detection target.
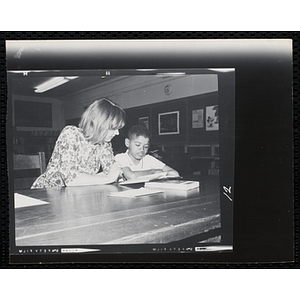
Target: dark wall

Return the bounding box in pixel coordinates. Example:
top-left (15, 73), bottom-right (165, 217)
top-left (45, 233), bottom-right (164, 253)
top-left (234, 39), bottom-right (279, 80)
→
top-left (113, 92), bottom-right (219, 153)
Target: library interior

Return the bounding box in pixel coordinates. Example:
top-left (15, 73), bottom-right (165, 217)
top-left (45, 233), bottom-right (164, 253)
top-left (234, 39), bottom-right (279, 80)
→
top-left (8, 68), bottom-right (234, 250)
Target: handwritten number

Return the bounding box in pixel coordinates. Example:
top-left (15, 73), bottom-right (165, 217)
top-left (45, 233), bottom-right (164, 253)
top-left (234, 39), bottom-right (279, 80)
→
top-left (223, 186), bottom-right (233, 201)
top-left (223, 186), bottom-right (231, 194)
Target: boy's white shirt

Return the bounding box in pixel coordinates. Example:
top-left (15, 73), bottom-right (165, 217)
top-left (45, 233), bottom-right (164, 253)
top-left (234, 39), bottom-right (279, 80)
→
top-left (115, 150), bottom-right (165, 171)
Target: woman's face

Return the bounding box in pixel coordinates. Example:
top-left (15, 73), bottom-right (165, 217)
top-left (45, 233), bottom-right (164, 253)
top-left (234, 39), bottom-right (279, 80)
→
top-left (105, 129), bottom-right (119, 142)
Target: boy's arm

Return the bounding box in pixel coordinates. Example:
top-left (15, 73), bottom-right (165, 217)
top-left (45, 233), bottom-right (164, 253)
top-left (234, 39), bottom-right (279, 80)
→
top-left (162, 165), bottom-right (180, 177)
top-left (148, 155), bottom-right (179, 177)
top-left (122, 166), bottom-right (165, 180)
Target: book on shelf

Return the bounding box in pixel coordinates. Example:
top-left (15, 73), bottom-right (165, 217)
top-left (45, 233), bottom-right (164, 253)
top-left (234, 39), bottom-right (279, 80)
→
top-left (145, 180), bottom-right (199, 191)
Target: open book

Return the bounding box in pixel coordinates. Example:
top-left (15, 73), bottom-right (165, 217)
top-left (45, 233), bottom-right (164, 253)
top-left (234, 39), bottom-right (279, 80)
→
top-left (119, 172), bottom-right (179, 185)
top-left (145, 180), bottom-right (199, 191)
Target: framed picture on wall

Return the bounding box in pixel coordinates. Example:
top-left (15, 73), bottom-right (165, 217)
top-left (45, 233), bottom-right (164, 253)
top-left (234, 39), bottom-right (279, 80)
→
top-left (192, 109), bottom-right (204, 129)
top-left (206, 105), bottom-right (219, 131)
top-left (158, 111), bottom-right (179, 135)
top-left (138, 116), bottom-right (149, 129)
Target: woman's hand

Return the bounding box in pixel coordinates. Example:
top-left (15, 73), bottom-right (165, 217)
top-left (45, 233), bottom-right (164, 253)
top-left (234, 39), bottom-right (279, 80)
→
top-left (108, 162), bottom-right (123, 182)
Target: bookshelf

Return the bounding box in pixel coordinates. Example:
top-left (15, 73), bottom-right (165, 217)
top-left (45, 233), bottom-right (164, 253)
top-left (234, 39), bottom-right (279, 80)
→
top-left (13, 130), bottom-right (60, 164)
top-left (185, 144), bottom-right (219, 176)
top-left (155, 143), bottom-right (219, 176)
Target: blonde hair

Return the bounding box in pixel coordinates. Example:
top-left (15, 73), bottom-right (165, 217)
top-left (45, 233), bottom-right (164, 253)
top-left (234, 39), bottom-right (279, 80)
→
top-left (79, 98), bottom-right (126, 144)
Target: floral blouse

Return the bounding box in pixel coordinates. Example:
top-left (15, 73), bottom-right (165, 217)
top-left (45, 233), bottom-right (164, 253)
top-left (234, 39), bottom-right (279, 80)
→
top-left (31, 126), bottom-right (115, 188)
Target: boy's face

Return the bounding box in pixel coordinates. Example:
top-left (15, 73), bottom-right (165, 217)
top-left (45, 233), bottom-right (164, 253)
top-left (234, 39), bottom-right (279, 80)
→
top-left (125, 135), bottom-right (150, 162)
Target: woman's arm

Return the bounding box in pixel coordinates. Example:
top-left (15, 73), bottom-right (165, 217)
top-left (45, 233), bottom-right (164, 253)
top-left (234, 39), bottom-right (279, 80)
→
top-left (67, 173), bottom-right (115, 186)
top-left (67, 163), bottom-right (122, 186)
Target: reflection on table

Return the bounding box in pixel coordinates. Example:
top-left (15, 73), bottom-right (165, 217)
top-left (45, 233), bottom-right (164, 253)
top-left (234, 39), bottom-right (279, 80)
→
top-left (14, 177), bottom-right (221, 246)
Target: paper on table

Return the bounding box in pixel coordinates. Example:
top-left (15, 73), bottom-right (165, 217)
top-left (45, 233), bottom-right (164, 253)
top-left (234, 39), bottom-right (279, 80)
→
top-left (108, 188), bottom-right (164, 198)
top-left (14, 193), bottom-right (49, 209)
top-left (119, 172), bottom-right (174, 185)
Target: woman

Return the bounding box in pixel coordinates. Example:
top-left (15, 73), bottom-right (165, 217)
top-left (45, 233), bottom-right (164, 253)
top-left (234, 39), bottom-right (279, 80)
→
top-left (31, 98), bottom-right (126, 188)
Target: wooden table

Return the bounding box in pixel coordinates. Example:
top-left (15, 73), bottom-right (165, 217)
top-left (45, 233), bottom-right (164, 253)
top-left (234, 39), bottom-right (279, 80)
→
top-left (14, 178), bottom-right (220, 246)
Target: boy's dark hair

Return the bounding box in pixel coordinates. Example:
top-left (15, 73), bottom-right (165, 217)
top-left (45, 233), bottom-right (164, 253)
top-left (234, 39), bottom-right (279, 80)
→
top-left (127, 125), bottom-right (151, 140)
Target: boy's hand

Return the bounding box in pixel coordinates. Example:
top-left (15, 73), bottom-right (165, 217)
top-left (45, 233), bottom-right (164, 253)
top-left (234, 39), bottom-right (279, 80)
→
top-left (153, 169), bottom-right (164, 174)
top-left (166, 170), bottom-right (179, 177)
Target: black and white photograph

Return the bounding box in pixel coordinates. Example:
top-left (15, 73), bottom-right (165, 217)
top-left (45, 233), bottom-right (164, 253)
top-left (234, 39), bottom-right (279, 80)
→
top-left (4, 39), bottom-right (293, 265)
top-left (7, 67), bottom-right (233, 255)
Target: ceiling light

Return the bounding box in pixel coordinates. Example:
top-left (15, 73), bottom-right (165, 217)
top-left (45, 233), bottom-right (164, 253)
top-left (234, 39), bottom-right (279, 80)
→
top-left (156, 72), bottom-right (186, 76)
top-left (34, 76), bottom-right (78, 93)
top-left (207, 68), bottom-right (235, 73)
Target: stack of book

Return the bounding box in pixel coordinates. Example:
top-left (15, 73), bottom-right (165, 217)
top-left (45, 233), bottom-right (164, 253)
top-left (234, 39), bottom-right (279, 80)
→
top-left (145, 180), bottom-right (199, 191)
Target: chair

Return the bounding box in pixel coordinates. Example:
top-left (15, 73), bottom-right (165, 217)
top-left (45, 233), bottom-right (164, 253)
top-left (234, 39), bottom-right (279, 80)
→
top-left (13, 152), bottom-right (46, 190)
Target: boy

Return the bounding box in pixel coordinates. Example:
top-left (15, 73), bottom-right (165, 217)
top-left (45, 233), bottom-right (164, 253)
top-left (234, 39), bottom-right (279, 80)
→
top-left (115, 125), bottom-right (179, 180)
